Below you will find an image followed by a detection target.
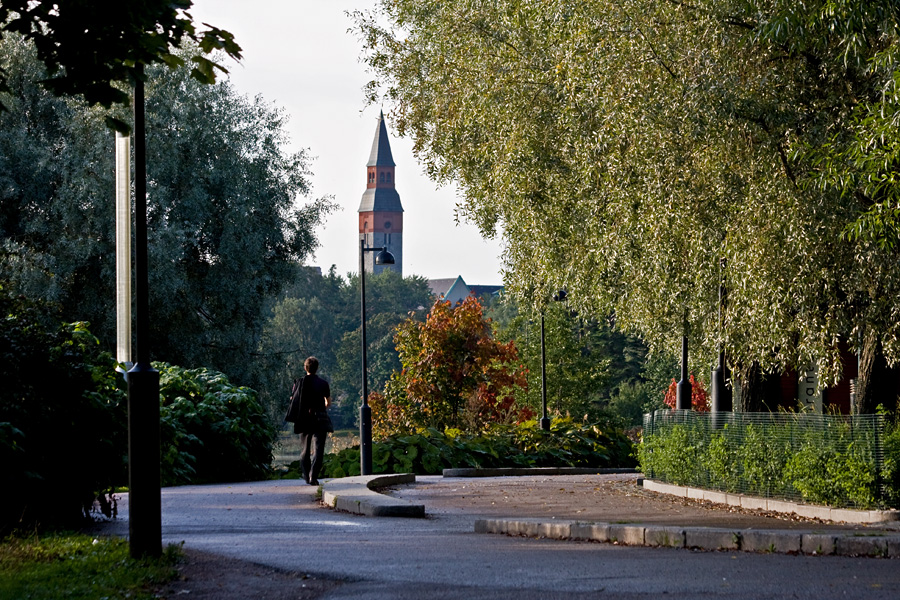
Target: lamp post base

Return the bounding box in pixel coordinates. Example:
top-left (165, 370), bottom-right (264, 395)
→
top-left (360, 403), bottom-right (373, 475)
top-left (127, 363), bottom-right (161, 559)
top-left (540, 416), bottom-right (551, 431)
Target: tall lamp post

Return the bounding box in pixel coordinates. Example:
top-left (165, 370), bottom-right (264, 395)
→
top-left (359, 240), bottom-right (395, 475)
top-left (540, 290), bottom-right (568, 431)
top-left (127, 70), bottom-right (162, 559)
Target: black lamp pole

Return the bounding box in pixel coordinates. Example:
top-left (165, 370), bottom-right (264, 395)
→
top-left (711, 258), bottom-right (731, 412)
top-left (359, 239), bottom-right (394, 475)
top-left (539, 290), bottom-right (567, 431)
top-left (675, 335), bottom-right (692, 410)
top-left (540, 311), bottom-right (549, 430)
top-left (127, 69), bottom-right (162, 559)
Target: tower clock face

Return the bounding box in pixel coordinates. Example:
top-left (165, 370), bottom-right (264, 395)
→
top-left (383, 221), bottom-right (391, 229)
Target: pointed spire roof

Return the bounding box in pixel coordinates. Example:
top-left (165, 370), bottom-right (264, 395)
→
top-left (367, 110), bottom-right (396, 167)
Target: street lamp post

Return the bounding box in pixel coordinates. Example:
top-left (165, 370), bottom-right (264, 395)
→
top-left (540, 290), bottom-right (568, 431)
top-left (359, 239), bottom-right (395, 475)
top-left (127, 71), bottom-right (162, 559)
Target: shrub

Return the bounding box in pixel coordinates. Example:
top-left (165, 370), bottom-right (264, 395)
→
top-left (0, 287), bottom-right (127, 532)
top-left (640, 412), bottom-right (892, 508)
top-left (157, 364), bottom-right (276, 485)
top-left (318, 418), bottom-right (636, 478)
top-left (663, 374), bottom-right (709, 411)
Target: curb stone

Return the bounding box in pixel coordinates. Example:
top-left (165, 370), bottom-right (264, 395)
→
top-left (321, 473), bottom-right (425, 518)
top-left (641, 479), bottom-right (900, 525)
top-left (474, 518), bottom-right (900, 558)
top-left (442, 467), bottom-right (639, 478)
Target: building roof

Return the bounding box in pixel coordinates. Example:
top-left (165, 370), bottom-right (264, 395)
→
top-left (468, 285), bottom-right (504, 298)
top-left (367, 110), bottom-right (396, 167)
top-left (427, 278), bottom-right (460, 297)
top-left (358, 187), bottom-right (404, 213)
top-left (428, 277), bottom-right (504, 305)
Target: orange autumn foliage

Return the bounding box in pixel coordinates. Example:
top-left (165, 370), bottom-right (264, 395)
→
top-left (374, 296), bottom-right (530, 436)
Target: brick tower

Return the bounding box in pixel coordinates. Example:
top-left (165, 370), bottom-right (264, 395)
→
top-left (358, 111), bottom-right (403, 275)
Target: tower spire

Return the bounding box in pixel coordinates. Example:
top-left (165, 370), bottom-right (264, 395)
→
top-left (358, 111), bottom-right (403, 275)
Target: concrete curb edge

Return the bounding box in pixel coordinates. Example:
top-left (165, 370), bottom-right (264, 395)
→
top-left (321, 473), bottom-right (425, 518)
top-left (641, 479), bottom-right (900, 525)
top-left (475, 518), bottom-right (900, 558)
top-left (442, 467), bottom-right (639, 478)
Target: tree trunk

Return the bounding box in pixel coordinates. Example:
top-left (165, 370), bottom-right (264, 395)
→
top-left (856, 330), bottom-right (890, 415)
top-left (737, 361), bottom-right (766, 412)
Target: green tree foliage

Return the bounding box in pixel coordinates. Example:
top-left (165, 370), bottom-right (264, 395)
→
top-left (373, 296), bottom-right (530, 434)
top-left (0, 34), bottom-right (332, 402)
top-left (491, 294), bottom-right (675, 425)
top-left (353, 0), bottom-right (900, 411)
top-left (0, 0), bottom-right (240, 126)
top-left (260, 268), bottom-right (433, 429)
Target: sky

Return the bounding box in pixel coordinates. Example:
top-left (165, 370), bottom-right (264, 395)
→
top-left (191, 0), bottom-right (505, 285)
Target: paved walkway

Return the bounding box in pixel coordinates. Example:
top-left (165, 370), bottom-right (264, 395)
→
top-left (322, 472), bottom-right (900, 557)
top-left (91, 475), bottom-right (900, 599)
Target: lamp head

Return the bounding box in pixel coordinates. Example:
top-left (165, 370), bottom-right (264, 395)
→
top-left (375, 249), bottom-right (395, 265)
top-left (553, 290), bottom-right (568, 302)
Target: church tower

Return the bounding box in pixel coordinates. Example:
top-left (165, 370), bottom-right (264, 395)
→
top-left (358, 111), bottom-right (403, 275)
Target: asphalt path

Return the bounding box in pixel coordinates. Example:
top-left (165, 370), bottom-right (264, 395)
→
top-left (96, 478), bottom-right (900, 599)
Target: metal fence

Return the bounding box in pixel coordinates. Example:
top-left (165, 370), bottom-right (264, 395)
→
top-left (640, 410), bottom-right (886, 509)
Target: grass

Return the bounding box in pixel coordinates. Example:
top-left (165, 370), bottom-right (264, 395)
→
top-left (0, 533), bottom-right (180, 600)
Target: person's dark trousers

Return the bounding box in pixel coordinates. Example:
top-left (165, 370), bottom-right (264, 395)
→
top-left (299, 431), bottom-right (328, 484)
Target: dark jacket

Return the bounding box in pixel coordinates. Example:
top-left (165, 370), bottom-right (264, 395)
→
top-left (293, 374), bottom-right (331, 434)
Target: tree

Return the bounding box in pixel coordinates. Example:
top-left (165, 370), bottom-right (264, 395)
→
top-left (375, 296), bottom-right (530, 435)
top-left (354, 1), bottom-right (900, 412)
top-left (258, 268), bottom-right (434, 428)
top-left (0, 0), bottom-right (240, 129)
top-left (492, 294), bottom-right (676, 424)
top-left (0, 34), bottom-right (332, 402)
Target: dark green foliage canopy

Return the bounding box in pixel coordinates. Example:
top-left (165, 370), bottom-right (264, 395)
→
top-left (0, 0), bottom-right (241, 127)
top-left (0, 33), bottom-right (332, 399)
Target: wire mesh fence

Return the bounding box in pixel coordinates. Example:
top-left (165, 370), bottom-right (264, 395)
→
top-left (640, 410), bottom-right (887, 509)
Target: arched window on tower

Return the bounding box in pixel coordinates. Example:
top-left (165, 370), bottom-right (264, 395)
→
top-left (379, 172), bottom-right (385, 183)
top-left (364, 220), bottom-right (368, 231)
top-left (386, 172), bottom-right (392, 183)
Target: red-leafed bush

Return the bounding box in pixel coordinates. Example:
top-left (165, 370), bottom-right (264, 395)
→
top-left (374, 296), bottom-right (530, 437)
top-left (663, 374), bottom-right (710, 411)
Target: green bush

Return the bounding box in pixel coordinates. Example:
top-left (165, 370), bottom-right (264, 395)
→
top-left (0, 284), bottom-right (278, 531)
top-left (0, 286), bottom-right (127, 532)
top-left (316, 418), bottom-right (636, 478)
top-left (883, 423), bottom-right (900, 507)
top-left (157, 364), bottom-right (276, 485)
top-left (639, 414), bottom-right (892, 509)
top-left (636, 424), bottom-right (696, 485)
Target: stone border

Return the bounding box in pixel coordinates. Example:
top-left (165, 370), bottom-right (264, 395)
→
top-left (442, 467), bottom-right (639, 478)
top-left (642, 479), bottom-right (900, 525)
top-left (475, 518), bottom-right (900, 557)
top-left (321, 473), bottom-right (425, 518)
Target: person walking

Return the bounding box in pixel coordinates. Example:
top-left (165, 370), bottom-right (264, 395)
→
top-left (286, 356), bottom-right (333, 485)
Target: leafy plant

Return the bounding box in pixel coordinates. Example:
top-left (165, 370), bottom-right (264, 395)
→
top-left (157, 364), bottom-right (276, 486)
top-left (663, 375), bottom-right (710, 412)
top-left (0, 285), bottom-right (127, 532)
top-left (373, 296), bottom-right (531, 435)
top-left (319, 418), bottom-right (635, 478)
top-left (640, 412), bottom-right (894, 508)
